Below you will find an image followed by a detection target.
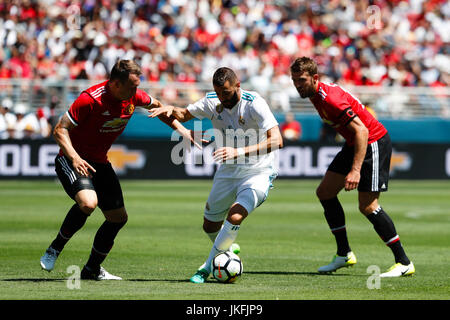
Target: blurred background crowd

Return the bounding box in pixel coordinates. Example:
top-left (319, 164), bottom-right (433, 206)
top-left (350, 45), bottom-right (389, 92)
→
top-left (0, 0), bottom-right (449, 140)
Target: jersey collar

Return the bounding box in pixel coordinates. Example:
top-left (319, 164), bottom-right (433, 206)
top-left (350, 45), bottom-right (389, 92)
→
top-left (310, 81), bottom-right (323, 102)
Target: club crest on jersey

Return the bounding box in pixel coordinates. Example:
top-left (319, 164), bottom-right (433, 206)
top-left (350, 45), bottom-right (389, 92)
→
top-left (125, 104), bottom-right (135, 114)
top-left (239, 116), bottom-right (245, 125)
top-left (216, 104), bottom-right (224, 113)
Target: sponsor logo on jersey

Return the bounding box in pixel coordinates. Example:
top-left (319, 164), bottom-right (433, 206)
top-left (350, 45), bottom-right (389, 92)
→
top-left (103, 118), bottom-right (128, 128)
top-left (101, 118), bottom-right (129, 132)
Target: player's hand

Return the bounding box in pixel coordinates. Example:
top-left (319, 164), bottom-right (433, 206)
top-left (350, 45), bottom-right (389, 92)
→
top-left (148, 105), bottom-right (174, 118)
top-left (72, 156), bottom-right (96, 178)
top-left (213, 147), bottom-right (238, 162)
top-left (344, 170), bottom-right (360, 191)
top-left (178, 129), bottom-right (209, 150)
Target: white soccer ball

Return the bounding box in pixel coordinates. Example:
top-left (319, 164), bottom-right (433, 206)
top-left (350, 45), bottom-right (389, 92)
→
top-left (211, 251), bottom-right (243, 283)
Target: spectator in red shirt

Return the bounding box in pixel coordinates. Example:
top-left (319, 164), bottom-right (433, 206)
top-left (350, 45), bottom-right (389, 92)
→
top-left (280, 112), bottom-right (302, 141)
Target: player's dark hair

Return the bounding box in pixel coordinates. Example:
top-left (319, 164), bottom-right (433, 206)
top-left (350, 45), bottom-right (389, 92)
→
top-left (290, 57), bottom-right (318, 76)
top-left (213, 67), bottom-right (238, 87)
top-left (110, 60), bottom-right (142, 83)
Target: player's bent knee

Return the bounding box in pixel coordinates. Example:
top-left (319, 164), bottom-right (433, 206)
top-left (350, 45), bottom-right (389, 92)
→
top-left (117, 213), bottom-right (128, 224)
top-left (227, 212), bottom-right (246, 225)
top-left (78, 200), bottom-right (97, 215)
top-left (103, 208), bottom-right (128, 223)
top-left (316, 185), bottom-right (326, 199)
top-left (316, 185), bottom-right (332, 201)
top-left (203, 219), bottom-right (222, 233)
top-left (235, 188), bottom-right (265, 216)
top-left (359, 203), bottom-right (378, 216)
top-left (75, 190), bottom-right (98, 214)
top-left (227, 202), bottom-right (250, 225)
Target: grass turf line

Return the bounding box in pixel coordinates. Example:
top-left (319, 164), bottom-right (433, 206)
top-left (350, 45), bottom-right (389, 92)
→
top-left (0, 180), bottom-right (449, 300)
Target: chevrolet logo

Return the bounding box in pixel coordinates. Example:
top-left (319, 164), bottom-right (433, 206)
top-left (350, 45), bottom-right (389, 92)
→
top-left (390, 149), bottom-right (412, 175)
top-left (107, 145), bottom-right (146, 174)
top-left (103, 118), bottom-right (129, 128)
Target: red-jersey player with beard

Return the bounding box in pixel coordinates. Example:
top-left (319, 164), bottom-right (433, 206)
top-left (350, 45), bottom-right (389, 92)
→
top-left (290, 57), bottom-right (414, 278)
top-left (40, 60), bottom-right (191, 280)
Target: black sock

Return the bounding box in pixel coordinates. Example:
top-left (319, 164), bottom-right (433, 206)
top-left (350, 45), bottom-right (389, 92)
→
top-left (366, 207), bottom-right (410, 265)
top-left (50, 204), bottom-right (89, 252)
top-left (85, 220), bottom-right (126, 273)
top-left (320, 197), bottom-right (351, 256)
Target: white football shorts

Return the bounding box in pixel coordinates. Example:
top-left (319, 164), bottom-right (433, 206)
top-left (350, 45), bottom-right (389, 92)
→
top-left (204, 171), bottom-right (277, 222)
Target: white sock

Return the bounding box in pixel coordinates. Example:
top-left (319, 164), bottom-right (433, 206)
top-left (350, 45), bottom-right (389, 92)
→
top-left (203, 220), bottom-right (240, 272)
top-left (197, 229), bottom-right (221, 270)
top-left (206, 229), bottom-right (221, 243)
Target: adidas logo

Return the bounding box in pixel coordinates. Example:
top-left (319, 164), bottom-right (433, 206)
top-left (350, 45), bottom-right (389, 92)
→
top-left (102, 111), bottom-right (111, 116)
top-left (373, 207), bottom-right (382, 215)
top-left (381, 183), bottom-right (386, 189)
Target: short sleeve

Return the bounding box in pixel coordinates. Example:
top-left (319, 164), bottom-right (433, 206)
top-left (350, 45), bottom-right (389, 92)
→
top-left (250, 96), bottom-right (278, 131)
top-left (186, 96), bottom-right (213, 120)
top-left (325, 87), bottom-right (356, 127)
top-left (134, 89), bottom-right (153, 108)
top-left (67, 92), bottom-right (94, 126)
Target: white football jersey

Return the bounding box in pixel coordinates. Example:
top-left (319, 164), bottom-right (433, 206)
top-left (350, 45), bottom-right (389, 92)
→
top-left (187, 89), bottom-right (279, 177)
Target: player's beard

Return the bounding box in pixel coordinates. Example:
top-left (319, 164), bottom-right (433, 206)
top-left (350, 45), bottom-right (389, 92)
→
top-left (222, 91), bottom-right (239, 109)
top-left (297, 83), bottom-right (315, 98)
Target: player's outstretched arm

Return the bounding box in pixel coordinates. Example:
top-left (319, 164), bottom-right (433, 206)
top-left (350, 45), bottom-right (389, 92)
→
top-left (147, 101), bottom-right (206, 149)
top-left (148, 104), bottom-right (195, 123)
top-left (53, 113), bottom-right (96, 177)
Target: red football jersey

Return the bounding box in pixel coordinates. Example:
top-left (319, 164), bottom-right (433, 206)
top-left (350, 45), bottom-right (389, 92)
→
top-left (62, 81), bottom-right (153, 163)
top-left (310, 82), bottom-right (387, 146)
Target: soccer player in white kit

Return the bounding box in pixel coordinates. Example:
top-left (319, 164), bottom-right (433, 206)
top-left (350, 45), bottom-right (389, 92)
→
top-left (149, 67), bottom-right (283, 283)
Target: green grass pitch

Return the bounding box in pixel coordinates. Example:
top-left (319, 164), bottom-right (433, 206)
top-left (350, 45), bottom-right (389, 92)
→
top-left (0, 179), bottom-right (449, 300)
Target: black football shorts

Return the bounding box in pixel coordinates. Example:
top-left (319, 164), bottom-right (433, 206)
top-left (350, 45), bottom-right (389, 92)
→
top-left (55, 154), bottom-right (124, 210)
top-left (327, 133), bottom-right (392, 192)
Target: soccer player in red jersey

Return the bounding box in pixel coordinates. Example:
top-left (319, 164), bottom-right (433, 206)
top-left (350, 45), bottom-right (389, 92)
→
top-left (40, 60), bottom-right (191, 280)
top-left (290, 57), bottom-right (414, 277)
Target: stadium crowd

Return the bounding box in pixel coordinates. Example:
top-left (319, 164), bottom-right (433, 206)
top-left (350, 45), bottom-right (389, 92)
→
top-left (0, 0), bottom-right (449, 138)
